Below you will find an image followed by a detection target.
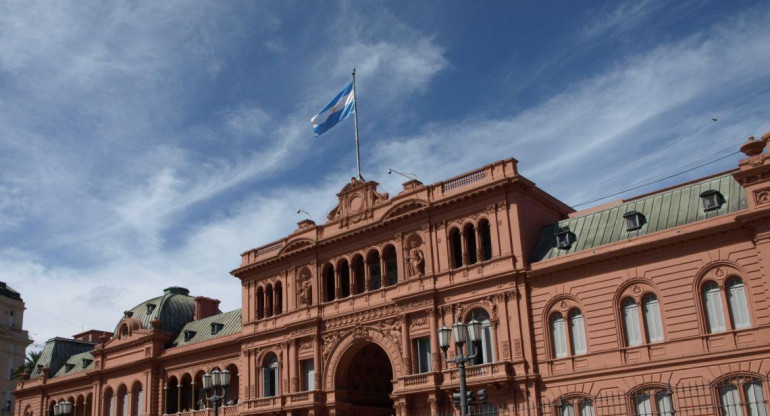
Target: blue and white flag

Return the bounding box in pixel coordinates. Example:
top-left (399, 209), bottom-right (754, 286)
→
top-left (311, 82), bottom-right (355, 136)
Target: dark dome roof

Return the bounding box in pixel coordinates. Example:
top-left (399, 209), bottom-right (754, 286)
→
top-left (114, 286), bottom-right (195, 336)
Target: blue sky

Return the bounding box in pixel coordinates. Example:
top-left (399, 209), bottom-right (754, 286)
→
top-left (1, 0), bottom-right (769, 348)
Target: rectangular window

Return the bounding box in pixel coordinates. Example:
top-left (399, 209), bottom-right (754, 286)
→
top-left (745, 382), bottom-right (768, 416)
top-left (579, 401), bottom-right (594, 416)
top-left (704, 286), bottom-right (726, 333)
top-left (552, 316), bottom-right (568, 358)
top-left (560, 404), bottom-right (575, 416)
top-left (656, 393), bottom-right (675, 416)
top-left (413, 337), bottom-right (431, 374)
top-left (569, 312), bottom-right (587, 355)
top-left (623, 301), bottom-right (642, 346)
top-left (302, 360), bottom-right (315, 391)
top-left (8, 358), bottom-right (13, 380)
top-left (263, 367), bottom-right (278, 397)
top-left (719, 385), bottom-right (742, 416)
top-left (635, 394), bottom-right (652, 416)
top-left (728, 282), bottom-right (751, 329)
top-left (643, 298), bottom-right (664, 342)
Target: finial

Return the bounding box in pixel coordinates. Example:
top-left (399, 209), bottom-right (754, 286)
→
top-left (740, 135), bottom-right (765, 156)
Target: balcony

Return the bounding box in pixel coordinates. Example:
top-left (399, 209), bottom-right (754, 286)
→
top-left (442, 361), bottom-right (512, 386)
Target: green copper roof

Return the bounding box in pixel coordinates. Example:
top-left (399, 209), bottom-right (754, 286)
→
top-left (114, 286), bottom-right (197, 336)
top-left (52, 351), bottom-right (94, 378)
top-left (532, 173), bottom-right (747, 262)
top-left (30, 338), bottom-right (96, 379)
top-left (171, 309), bottom-right (242, 347)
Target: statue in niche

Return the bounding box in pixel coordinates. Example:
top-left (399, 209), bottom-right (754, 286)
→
top-left (297, 272), bottom-right (312, 306)
top-left (407, 240), bottom-right (425, 278)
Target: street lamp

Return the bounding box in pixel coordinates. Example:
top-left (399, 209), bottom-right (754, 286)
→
top-left (53, 402), bottom-right (73, 416)
top-left (438, 319), bottom-right (483, 416)
top-left (202, 369), bottom-right (230, 416)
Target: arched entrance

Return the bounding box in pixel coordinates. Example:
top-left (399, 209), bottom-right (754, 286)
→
top-left (335, 342), bottom-right (395, 416)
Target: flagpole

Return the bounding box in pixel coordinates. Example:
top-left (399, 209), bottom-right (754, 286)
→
top-left (352, 68), bottom-right (362, 180)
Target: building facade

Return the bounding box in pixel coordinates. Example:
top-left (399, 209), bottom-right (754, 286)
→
top-left (14, 133), bottom-right (770, 416)
top-left (1, 282), bottom-right (34, 416)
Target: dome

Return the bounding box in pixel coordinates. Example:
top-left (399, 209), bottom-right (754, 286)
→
top-left (114, 286), bottom-right (196, 336)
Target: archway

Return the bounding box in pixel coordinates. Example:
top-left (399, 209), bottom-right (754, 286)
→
top-left (334, 342), bottom-right (394, 416)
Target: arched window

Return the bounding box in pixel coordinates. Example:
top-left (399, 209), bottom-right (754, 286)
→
top-left (551, 312), bottom-right (568, 358)
top-left (104, 388), bottom-right (115, 416)
top-left (324, 264), bottom-right (336, 302)
top-left (479, 219), bottom-right (493, 261)
top-left (265, 285), bottom-right (273, 318)
top-left (256, 287), bottom-right (264, 320)
top-left (262, 354), bottom-right (279, 397)
top-left (274, 282), bottom-right (283, 315)
top-left (622, 297), bottom-right (642, 347)
top-left (464, 224), bottom-right (478, 265)
top-left (131, 383), bottom-right (142, 416)
top-left (569, 309), bottom-right (587, 355)
top-left (631, 387), bottom-right (674, 416)
top-left (339, 259), bottom-right (350, 298)
top-left (466, 308), bottom-right (494, 365)
top-left (367, 251), bottom-right (382, 290)
top-left (642, 294), bottom-right (664, 343)
top-left (352, 255), bottom-right (365, 295)
top-left (727, 277), bottom-right (751, 329)
top-left (383, 245), bottom-right (398, 286)
top-left (703, 281), bottom-right (726, 333)
top-left (449, 228), bottom-right (463, 268)
top-left (557, 396), bottom-right (594, 416)
top-left (716, 376), bottom-right (768, 416)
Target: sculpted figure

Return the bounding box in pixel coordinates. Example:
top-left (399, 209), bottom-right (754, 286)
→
top-left (407, 241), bottom-right (425, 278)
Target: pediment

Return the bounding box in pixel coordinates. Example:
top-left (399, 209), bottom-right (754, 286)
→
top-left (381, 199), bottom-right (429, 221)
top-left (279, 238), bottom-right (315, 256)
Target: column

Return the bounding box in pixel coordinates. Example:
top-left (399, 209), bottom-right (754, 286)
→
top-left (364, 259), bottom-right (371, 292)
top-left (348, 263), bottom-right (356, 295)
top-left (290, 339), bottom-right (299, 393)
top-left (162, 386), bottom-right (168, 416)
top-left (497, 292), bottom-right (513, 362)
top-left (176, 385), bottom-right (181, 414)
top-left (428, 308), bottom-right (441, 372)
top-left (313, 335), bottom-right (322, 391)
top-left (428, 395), bottom-right (439, 416)
top-left (334, 268), bottom-right (342, 299)
top-left (400, 315), bottom-right (411, 375)
top-left (475, 228), bottom-right (484, 261)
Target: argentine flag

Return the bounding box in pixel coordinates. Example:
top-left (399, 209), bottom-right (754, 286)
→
top-left (311, 82), bottom-right (355, 136)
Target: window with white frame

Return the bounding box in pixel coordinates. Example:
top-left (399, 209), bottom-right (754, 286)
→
top-left (262, 354), bottom-right (279, 397)
top-left (414, 337), bottom-right (431, 374)
top-left (569, 309), bottom-right (587, 355)
top-left (551, 312), bottom-right (568, 358)
top-left (727, 277), bottom-right (751, 329)
top-left (622, 297), bottom-right (643, 347)
top-left (703, 281), bottom-right (727, 333)
top-left (642, 294), bottom-right (664, 343)
top-left (467, 308), bottom-right (494, 365)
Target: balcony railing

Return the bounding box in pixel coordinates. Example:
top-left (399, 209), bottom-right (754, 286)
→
top-left (443, 362), bottom-right (512, 383)
top-left (404, 373), bottom-right (429, 387)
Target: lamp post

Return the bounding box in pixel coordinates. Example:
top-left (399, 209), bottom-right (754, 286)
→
top-left (53, 402), bottom-right (73, 416)
top-left (202, 369), bottom-right (230, 416)
top-left (438, 319), bottom-right (482, 416)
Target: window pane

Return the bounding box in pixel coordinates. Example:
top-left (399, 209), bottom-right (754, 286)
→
top-left (720, 384), bottom-right (744, 416)
top-left (415, 337), bottom-right (431, 373)
top-left (635, 394), bottom-right (652, 416)
top-left (704, 282), bottom-right (726, 333)
top-left (482, 324), bottom-right (495, 363)
top-left (643, 294), bottom-right (664, 342)
top-left (656, 393), bottom-right (675, 416)
top-left (303, 360), bottom-right (314, 391)
top-left (623, 298), bottom-right (642, 346)
top-left (552, 313), bottom-right (568, 358)
top-left (569, 310), bottom-right (587, 355)
top-left (728, 279), bottom-right (752, 329)
top-left (560, 402), bottom-right (575, 416)
top-left (745, 382), bottom-right (768, 416)
top-left (579, 400), bottom-right (594, 416)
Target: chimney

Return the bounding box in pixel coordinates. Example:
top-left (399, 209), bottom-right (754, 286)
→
top-left (194, 296), bottom-right (220, 320)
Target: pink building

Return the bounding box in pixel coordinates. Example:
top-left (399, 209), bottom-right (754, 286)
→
top-left (14, 132), bottom-right (770, 416)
